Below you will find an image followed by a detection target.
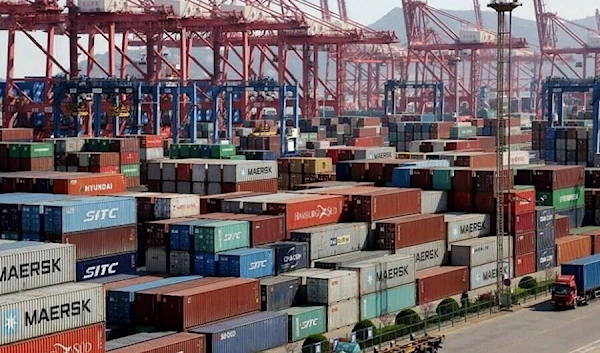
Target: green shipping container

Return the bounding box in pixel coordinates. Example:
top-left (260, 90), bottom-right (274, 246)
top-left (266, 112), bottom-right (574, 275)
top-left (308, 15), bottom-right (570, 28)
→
top-left (210, 144), bottom-right (236, 158)
top-left (432, 168), bottom-right (453, 191)
top-left (226, 155), bottom-right (246, 160)
top-left (190, 144), bottom-right (202, 158)
top-left (570, 226), bottom-right (600, 235)
top-left (360, 283), bottom-right (416, 320)
top-left (449, 126), bottom-right (477, 139)
top-left (20, 142), bottom-right (54, 158)
top-left (120, 164), bottom-right (141, 177)
top-left (281, 306), bottom-right (327, 342)
top-left (178, 144), bottom-right (192, 158)
top-left (8, 144), bottom-right (21, 159)
top-left (193, 220), bottom-right (250, 252)
top-left (537, 186), bottom-right (585, 212)
top-left (86, 139), bottom-right (100, 152)
top-left (169, 145), bottom-right (180, 159)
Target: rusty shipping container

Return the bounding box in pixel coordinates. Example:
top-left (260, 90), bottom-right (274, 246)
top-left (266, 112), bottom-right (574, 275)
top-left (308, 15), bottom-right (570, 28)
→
top-left (55, 224), bottom-right (137, 260)
top-left (376, 214), bottom-right (445, 250)
top-left (507, 211), bottom-right (536, 235)
top-left (266, 195), bottom-right (344, 231)
top-left (108, 333), bottom-right (206, 353)
top-left (221, 179), bottom-right (279, 194)
top-left (353, 188), bottom-right (422, 222)
top-left (415, 267), bottom-right (468, 305)
top-left (514, 231), bottom-right (536, 257)
top-left (0, 323), bottom-right (106, 353)
top-left (515, 252), bottom-right (536, 277)
top-left (159, 278), bottom-right (260, 330)
top-left (532, 165), bottom-right (584, 191)
top-left (555, 215), bottom-right (570, 239)
top-left (556, 235), bottom-right (592, 265)
top-left (52, 173), bottom-right (127, 195)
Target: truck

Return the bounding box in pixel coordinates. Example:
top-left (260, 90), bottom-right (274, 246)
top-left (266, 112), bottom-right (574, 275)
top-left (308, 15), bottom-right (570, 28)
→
top-left (553, 253), bottom-right (600, 309)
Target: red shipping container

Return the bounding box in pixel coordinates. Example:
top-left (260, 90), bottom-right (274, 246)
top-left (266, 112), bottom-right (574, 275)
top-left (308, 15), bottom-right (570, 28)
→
top-left (120, 151), bottom-right (141, 164)
top-left (87, 166), bottom-right (120, 174)
top-left (20, 156), bottom-right (54, 171)
top-left (376, 214), bottom-right (445, 250)
top-left (513, 231), bottom-right (536, 257)
top-left (52, 173), bottom-right (127, 195)
top-left (0, 323), bottom-right (105, 353)
top-left (556, 235), bottom-right (592, 265)
top-left (555, 215), bottom-right (570, 239)
top-left (109, 333), bottom-right (205, 353)
top-left (503, 189), bottom-right (536, 214)
top-left (221, 179), bottom-right (279, 194)
top-left (177, 163), bottom-right (192, 181)
top-left (104, 275), bottom-right (164, 291)
top-left (515, 252), bottom-right (536, 277)
top-left (454, 153), bottom-right (496, 168)
top-left (266, 195), bottom-right (344, 230)
top-left (126, 176), bottom-right (141, 188)
top-left (452, 169), bottom-right (474, 191)
top-left (411, 168), bottom-right (432, 190)
top-left (134, 135), bottom-right (164, 149)
top-left (111, 138), bottom-right (140, 152)
top-left (507, 210), bottom-right (536, 234)
top-left (452, 191), bottom-right (473, 212)
top-left (0, 128), bottom-right (33, 142)
top-left (89, 152), bottom-right (120, 167)
top-left (444, 140), bottom-right (481, 151)
top-left (415, 266), bottom-right (468, 305)
top-left (532, 165), bottom-right (584, 191)
top-left (56, 224), bottom-right (137, 259)
top-left (474, 191), bottom-right (495, 214)
top-left (352, 188), bottom-right (421, 222)
top-left (159, 278), bottom-right (260, 330)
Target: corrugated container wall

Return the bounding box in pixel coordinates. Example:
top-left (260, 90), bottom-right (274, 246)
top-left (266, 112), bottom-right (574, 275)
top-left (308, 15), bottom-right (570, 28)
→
top-left (451, 237), bottom-right (512, 268)
top-left (396, 240), bottom-right (447, 271)
top-left (281, 306), bottom-right (327, 342)
top-left (0, 323), bottom-right (106, 353)
top-left (105, 331), bottom-right (177, 351)
top-left (446, 214), bottom-right (491, 244)
top-left (415, 266), bottom-right (469, 305)
top-left (190, 311), bottom-right (287, 353)
top-left (537, 246), bottom-right (556, 271)
top-left (259, 241), bottom-right (309, 274)
top-left (76, 252), bottom-right (136, 281)
top-left (421, 191), bottom-right (448, 214)
top-left (360, 283), bottom-right (416, 320)
top-left (342, 254), bottom-right (415, 295)
top-left (470, 260), bottom-right (513, 290)
top-left (306, 270), bottom-right (359, 304)
top-left (291, 222), bottom-right (370, 261)
top-left (327, 298), bottom-right (359, 331)
top-left (536, 206), bottom-right (555, 230)
top-left (0, 242), bottom-right (75, 295)
top-left (218, 248), bottom-right (275, 278)
top-left (556, 235), bottom-right (592, 265)
top-left (376, 214), bottom-right (445, 250)
top-left (154, 194), bottom-right (201, 219)
top-left (0, 283), bottom-right (105, 345)
top-left (314, 250), bottom-right (391, 270)
top-left (63, 225), bottom-right (137, 260)
top-left (108, 333), bottom-right (206, 353)
top-left (261, 276), bottom-right (300, 311)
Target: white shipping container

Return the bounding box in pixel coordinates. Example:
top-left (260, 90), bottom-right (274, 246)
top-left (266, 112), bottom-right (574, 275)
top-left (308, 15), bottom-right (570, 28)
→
top-left (223, 161), bottom-right (279, 183)
top-left (342, 253), bottom-right (415, 295)
top-left (446, 214), bottom-right (491, 244)
top-left (470, 260), bottom-right (513, 290)
top-left (0, 283), bottom-right (105, 345)
top-left (78, 0), bottom-right (130, 12)
top-left (307, 270), bottom-right (359, 305)
top-left (281, 268), bottom-right (331, 285)
top-left (140, 147), bottom-right (164, 161)
top-left (451, 236), bottom-right (512, 268)
top-left (503, 151), bottom-right (530, 166)
top-left (146, 247), bottom-right (167, 273)
top-left (78, 153), bottom-right (90, 168)
top-left (327, 298), bottom-right (359, 331)
top-left (353, 147), bottom-right (395, 160)
top-left (397, 240), bottom-right (446, 271)
top-left (459, 29), bottom-right (484, 43)
top-left (154, 194), bottom-right (200, 219)
top-left (291, 223), bottom-right (370, 261)
top-left (0, 242), bottom-right (76, 295)
top-left (421, 191), bottom-right (448, 214)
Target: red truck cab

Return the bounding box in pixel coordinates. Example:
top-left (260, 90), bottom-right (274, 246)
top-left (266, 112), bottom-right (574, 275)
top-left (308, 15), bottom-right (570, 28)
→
top-left (552, 275), bottom-right (578, 309)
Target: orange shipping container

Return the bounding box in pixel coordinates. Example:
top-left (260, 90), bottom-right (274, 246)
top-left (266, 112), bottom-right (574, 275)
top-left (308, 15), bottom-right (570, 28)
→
top-left (515, 252), bottom-right (536, 277)
top-left (52, 173), bottom-right (127, 195)
top-left (109, 333), bottom-right (205, 353)
top-left (556, 235), bottom-right (592, 265)
top-left (376, 214), bottom-right (445, 250)
top-left (266, 195), bottom-right (344, 231)
top-left (0, 323), bottom-right (105, 353)
top-left (415, 266), bottom-right (468, 305)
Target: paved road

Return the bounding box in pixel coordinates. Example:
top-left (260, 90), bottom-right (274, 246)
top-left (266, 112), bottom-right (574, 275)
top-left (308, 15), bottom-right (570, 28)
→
top-left (442, 300), bottom-right (600, 353)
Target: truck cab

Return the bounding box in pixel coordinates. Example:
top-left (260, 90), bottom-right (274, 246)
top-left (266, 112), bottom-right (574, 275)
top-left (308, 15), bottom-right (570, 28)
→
top-left (552, 275), bottom-right (578, 309)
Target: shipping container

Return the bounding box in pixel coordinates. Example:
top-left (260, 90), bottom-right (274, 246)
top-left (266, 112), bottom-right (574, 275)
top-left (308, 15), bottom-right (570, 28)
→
top-left (537, 228), bottom-right (556, 251)
top-left (555, 215), bottom-right (570, 239)
top-left (0, 283), bottom-right (105, 345)
top-left (61, 224), bottom-right (137, 260)
top-left (0, 323), bottom-right (105, 353)
top-left (169, 251), bottom-right (191, 274)
top-left (537, 186), bottom-right (585, 212)
top-left (531, 165), bottom-right (584, 191)
top-left (313, 250), bottom-right (391, 270)
top-left (536, 206), bottom-right (555, 230)
top-left (470, 260), bottom-right (513, 290)
top-left (341, 253), bottom-right (415, 295)
top-left (291, 222), bottom-right (370, 261)
top-left (376, 214), bottom-right (445, 250)
top-left (280, 268), bottom-right (331, 305)
top-left (537, 247), bottom-right (556, 271)
top-left (352, 188), bottom-right (422, 222)
top-left (415, 266), bottom-right (468, 305)
top-left (92, 275), bottom-right (163, 291)
top-left (515, 252), bottom-right (536, 277)
top-left (259, 241), bottom-right (309, 274)
top-left (266, 195), bottom-right (344, 230)
top-left (280, 306), bottom-right (327, 342)
top-left (446, 213), bottom-right (491, 244)
top-left (396, 240), bottom-right (447, 271)
top-left (84, 273), bottom-right (139, 285)
top-left (190, 311), bottom-right (286, 353)
top-left (76, 252), bottom-right (136, 281)
top-left (0, 242), bottom-right (75, 295)
top-left (360, 283), bottom-right (416, 320)
top-left (146, 247), bottom-right (168, 273)
top-left (260, 276), bottom-right (300, 311)
top-left (514, 231), bottom-right (536, 257)
top-left (106, 331), bottom-right (176, 351)
top-left (306, 270), bottom-right (359, 304)
top-left (108, 333), bottom-right (206, 353)
top-left (421, 190), bottom-right (448, 214)
top-left (561, 253), bottom-right (600, 293)
top-left (107, 276), bottom-right (202, 325)
top-left (218, 248), bottom-right (275, 278)
top-left (327, 298), bottom-right (359, 331)
top-left (508, 211), bottom-right (536, 234)
top-left (43, 196), bottom-right (137, 234)
top-left (154, 194), bottom-right (201, 219)
top-left (221, 161), bottom-right (279, 183)
top-left (52, 173), bottom-right (127, 196)
top-left (194, 220), bottom-right (251, 253)
top-left (556, 235), bottom-right (592, 265)
top-left (159, 278), bottom-right (260, 330)
top-left (451, 237), bottom-right (512, 268)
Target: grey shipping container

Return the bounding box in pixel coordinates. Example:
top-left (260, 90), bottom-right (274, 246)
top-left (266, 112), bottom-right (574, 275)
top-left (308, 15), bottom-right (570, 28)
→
top-left (397, 240), bottom-right (447, 271)
top-left (446, 214), bottom-right (491, 244)
top-left (470, 260), bottom-right (513, 290)
top-left (313, 250), bottom-right (391, 270)
top-left (0, 283), bottom-right (105, 345)
top-left (421, 191), bottom-right (448, 214)
top-left (306, 270), bottom-right (359, 305)
top-left (106, 331), bottom-right (177, 351)
top-left (353, 147), bottom-right (395, 160)
top-left (190, 311), bottom-right (287, 353)
top-left (342, 253), bottom-right (415, 295)
top-left (537, 247), bottom-right (556, 271)
top-left (537, 228), bottom-right (556, 251)
top-left (536, 206), bottom-right (555, 230)
top-left (291, 222), bottom-right (370, 261)
top-left (146, 247), bottom-right (168, 273)
top-left (260, 276), bottom-right (300, 311)
top-left (451, 236), bottom-right (512, 268)
top-left (281, 268), bottom-right (331, 305)
top-left (327, 298), bottom-right (359, 331)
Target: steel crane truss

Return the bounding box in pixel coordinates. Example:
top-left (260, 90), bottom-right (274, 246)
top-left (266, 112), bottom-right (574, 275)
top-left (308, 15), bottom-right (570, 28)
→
top-left (383, 80), bottom-right (444, 119)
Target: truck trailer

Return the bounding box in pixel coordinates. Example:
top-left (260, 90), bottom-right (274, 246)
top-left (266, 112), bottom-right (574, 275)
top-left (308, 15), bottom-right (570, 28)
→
top-left (553, 253), bottom-right (600, 309)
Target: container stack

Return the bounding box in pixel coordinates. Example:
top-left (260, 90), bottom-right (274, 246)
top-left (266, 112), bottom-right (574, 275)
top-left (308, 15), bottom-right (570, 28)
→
top-left (132, 135), bottom-right (164, 185)
top-left (0, 171), bottom-right (127, 195)
top-left (535, 206), bottom-right (557, 271)
top-left (5, 142), bottom-right (55, 171)
top-left (278, 157), bottom-right (334, 190)
top-left (504, 188), bottom-right (537, 277)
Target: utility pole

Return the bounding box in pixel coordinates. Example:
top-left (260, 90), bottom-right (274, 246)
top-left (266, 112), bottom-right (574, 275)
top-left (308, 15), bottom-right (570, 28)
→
top-left (487, 0), bottom-right (521, 308)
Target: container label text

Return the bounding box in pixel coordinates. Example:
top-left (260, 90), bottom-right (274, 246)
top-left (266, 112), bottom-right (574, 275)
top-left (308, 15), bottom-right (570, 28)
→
top-left (82, 262), bottom-right (119, 280)
top-left (0, 258), bottom-right (61, 282)
top-left (376, 265), bottom-right (409, 282)
top-left (83, 208), bottom-right (118, 222)
top-left (51, 342), bottom-right (94, 353)
top-left (25, 299), bottom-right (91, 327)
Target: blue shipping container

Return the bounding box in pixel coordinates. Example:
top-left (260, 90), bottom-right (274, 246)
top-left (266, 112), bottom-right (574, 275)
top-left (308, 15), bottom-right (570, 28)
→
top-left (261, 241), bottom-right (309, 274)
top-left (561, 253), bottom-right (600, 293)
top-left (219, 248), bottom-right (275, 278)
top-left (193, 252), bottom-right (219, 276)
top-left (107, 275), bottom-right (202, 325)
top-left (43, 196), bottom-right (137, 234)
top-left (170, 220), bottom-right (216, 251)
top-left (20, 194), bottom-right (78, 233)
top-left (536, 247), bottom-right (556, 272)
top-left (191, 311), bottom-right (288, 353)
top-left (536, 228), bottom-right (555, 251)
top-left (535, 206), bottom-right (554, 231)
top-left (260, 276), bottom-right (300, 311)
top-left (76, 252), bottom-right (137, 281)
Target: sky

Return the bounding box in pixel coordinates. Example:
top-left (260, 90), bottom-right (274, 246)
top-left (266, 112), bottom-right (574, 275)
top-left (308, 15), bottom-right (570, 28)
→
top-left (1, 0), bottom-right (599, 78)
